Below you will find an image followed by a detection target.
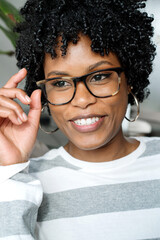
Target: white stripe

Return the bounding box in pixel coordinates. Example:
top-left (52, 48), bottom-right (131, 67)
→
top-left (36, 208), bottom-right (160, 240)
top-left (32, 167), bottom-right (99, 193)
top-left (0, 179), bottom-right (43, 205)
top-left (0, 162), bottom-right (29, 184)
top-left (0, 235), bottom-right (34, 240)
top-left (32, 161), bottom-right (160, 194)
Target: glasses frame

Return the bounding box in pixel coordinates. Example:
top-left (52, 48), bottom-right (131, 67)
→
top-left (36, 67), bottom-right (123, 106)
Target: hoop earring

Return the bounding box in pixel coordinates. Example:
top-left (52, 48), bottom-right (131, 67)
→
top-left (39, 104), bottom-right (59, 134)
top-left (125, 89), bottom-right (140, 122)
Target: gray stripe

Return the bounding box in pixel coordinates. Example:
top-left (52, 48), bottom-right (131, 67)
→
top-left (29, 155), bottom-right (80, 173)
top-left (142, 239), bottom-right (160, 240)
top-left (11, 172), bottom-right (37, 183)
top-left (38, 179), bottom-right (160, 221)
top-left (0, 201), bottom-right (38, 238)
top-left (140, 139), bottom-right (160, 158)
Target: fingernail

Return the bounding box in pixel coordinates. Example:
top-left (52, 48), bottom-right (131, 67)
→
top-left (25, 95), bottom-right (31, 103)
top-left (22, 112), bottom-right (28, 121)
top-left (18, 68), bottom-right (25, 73)
top-left (17, 117), bottom-right (22, 124)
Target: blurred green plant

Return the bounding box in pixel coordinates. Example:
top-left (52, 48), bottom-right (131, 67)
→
top-left (0, 0), bottom-right (22, 56)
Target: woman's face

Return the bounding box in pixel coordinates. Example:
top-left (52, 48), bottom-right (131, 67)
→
top-left (43, 35), bottom-right (128, 151)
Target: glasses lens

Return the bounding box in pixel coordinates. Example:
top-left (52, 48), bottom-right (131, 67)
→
top-left (86, 70), bottom-right (119, 97)
top-left (44, 78), bottom-right (74, 105)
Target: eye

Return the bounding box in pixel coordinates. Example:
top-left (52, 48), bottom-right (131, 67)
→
top-left (49, 79), bottom-right (72, 88)
top-left (54, 80), bottom-right (69, 87)
top-left (91, 73), bottom-right (112, 82)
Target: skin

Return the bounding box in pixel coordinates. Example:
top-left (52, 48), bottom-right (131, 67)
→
top-left (44, 35), bottom-right (139, 162)
top-left (0, 69), bottom-right (41, 165)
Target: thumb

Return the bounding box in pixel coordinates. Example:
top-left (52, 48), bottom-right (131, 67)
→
top-left (28, 89), bottom-right (42, 128)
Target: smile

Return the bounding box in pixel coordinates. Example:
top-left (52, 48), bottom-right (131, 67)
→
top-left (70, 115), bottom-right (106, 133)
top-left (74, 117), bottom-right (100, 126)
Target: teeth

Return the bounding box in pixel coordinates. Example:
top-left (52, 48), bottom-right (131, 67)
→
top-left (74, 117), bottom-right (100, 126)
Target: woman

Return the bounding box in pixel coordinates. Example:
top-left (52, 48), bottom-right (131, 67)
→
top-left (0, 0), bottom-right (159, 239)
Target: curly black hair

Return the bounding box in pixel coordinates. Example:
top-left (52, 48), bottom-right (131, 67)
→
top-left (15, 0), bottom-right (156, 105)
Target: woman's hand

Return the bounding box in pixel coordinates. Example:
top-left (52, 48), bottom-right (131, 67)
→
top-left (0, 68), bottom-right (41, 166)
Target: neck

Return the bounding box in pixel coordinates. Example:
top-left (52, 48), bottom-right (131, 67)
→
top-left (64, 129), bottom-right (139, 163)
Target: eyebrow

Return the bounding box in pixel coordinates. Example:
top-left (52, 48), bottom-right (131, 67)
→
top-left (47, 71), bottom-right (70, 78)
top-left (88, 60), bottom-right (113, 70)
top-left (47, 60), bottom-right (114, 78)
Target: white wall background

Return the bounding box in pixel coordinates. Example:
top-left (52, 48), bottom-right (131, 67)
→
top-left (144, 0), bottom-right (160, 112)
top-left (0, 0), bottom-right (26, 90)
top-left (0, 0), bottom-right (160, 144)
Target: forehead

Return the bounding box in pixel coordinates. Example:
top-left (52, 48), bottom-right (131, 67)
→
top-left (43, 35), bottom-right (121, 73)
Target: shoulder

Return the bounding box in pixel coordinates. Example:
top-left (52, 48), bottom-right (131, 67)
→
top-left (28, 147), bottom-right (62, 173)
top-left (138, 136), bottom-right (160, 147)
top-left (137, 136), bottom-right (160, 158)
top-left (28, 146), bottom-right (81, 174)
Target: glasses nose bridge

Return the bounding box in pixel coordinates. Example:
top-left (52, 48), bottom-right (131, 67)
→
top-left (73, 74), bottom-right (92, 97)
top-left (73, 74), bottom-right (87, 85)
top-left (72, 74), bottom-right (94, 98)
top-left (71, 74), bottom-right (97, 107)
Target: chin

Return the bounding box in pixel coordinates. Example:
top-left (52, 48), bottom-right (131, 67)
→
top-left (72, 138), bottom-right (110, 151)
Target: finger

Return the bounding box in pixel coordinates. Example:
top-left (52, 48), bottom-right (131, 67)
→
top-left (0, 95), bottom-right (28, 123)
top-left (4, 68), bottom-right (27, 89)
top-left (0, 106), bottom-right (23, 125)
top-left (28, 89), bottom-right (42, 129)
top-left (0, 88), bottom-right (31, 104)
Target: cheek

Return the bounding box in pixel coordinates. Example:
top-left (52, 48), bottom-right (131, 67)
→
top-left (106, 90), bottom-right (128, 122)
top-left (49, 106), bottom-right (67, 130)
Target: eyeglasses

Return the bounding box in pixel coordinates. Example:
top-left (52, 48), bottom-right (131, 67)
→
top-left (36, 67), bottom-right (123, 105)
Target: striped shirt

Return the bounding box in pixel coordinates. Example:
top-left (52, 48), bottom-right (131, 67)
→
top-left (0, 137), bottom-right (160, 240)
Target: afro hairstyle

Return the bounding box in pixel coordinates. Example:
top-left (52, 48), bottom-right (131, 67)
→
top-left (15, 0), bottom-right (156, 105)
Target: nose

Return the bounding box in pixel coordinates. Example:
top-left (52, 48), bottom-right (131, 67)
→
top-left (71, 82), bottom-right (97, 109)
